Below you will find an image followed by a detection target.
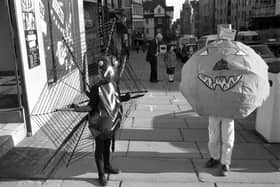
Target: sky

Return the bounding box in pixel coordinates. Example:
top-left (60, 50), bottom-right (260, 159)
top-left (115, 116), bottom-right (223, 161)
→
top-left (166, 0), bottom-right (186, 21)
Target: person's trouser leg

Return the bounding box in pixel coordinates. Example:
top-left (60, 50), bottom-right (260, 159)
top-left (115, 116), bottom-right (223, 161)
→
top-left (95, 138), bottom-right (105, 177)
top-left (221, 118), bottom-right (235, 165)
top-left (150, 58), bottom-right (158, 81)
top-left (103, 139), bottom-right (111, 169)
top-left (208, 116), bottom-right (221, 160)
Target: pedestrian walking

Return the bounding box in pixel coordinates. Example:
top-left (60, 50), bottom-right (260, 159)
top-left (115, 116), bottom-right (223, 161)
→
top-left (145, 33), bottom-right (163, 82)
top-left (163, 44), bottom-right (177, 82)
top-left (135, 40), bottom-right (140, 53)
top-left (71, 56), bottom-right (130, 186)
top-left (179, 27), bottom-right (270, 177)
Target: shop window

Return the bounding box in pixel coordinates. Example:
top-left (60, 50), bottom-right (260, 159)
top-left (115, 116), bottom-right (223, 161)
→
top-left (41, 0), bottom-right (82, 83)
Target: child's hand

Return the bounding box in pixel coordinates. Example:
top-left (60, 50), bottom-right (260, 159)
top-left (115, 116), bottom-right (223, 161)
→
top-left (123, 93), bottom-right (131, 101)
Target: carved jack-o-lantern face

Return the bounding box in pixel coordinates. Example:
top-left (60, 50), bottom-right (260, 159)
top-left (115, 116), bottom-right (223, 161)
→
top-left (198, 59), bottom-right (243, 91)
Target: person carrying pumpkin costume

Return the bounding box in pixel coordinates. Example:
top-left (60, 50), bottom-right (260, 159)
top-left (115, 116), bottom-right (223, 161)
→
top-left (179, 25), bottom-right (270, 176)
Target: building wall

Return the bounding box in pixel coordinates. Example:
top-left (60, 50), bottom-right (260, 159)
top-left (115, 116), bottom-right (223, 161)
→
top-left (132, 2), bottom-right (144, 32)
top-left (0, 1), bottom-right (15, 72)
top-left (230, 0), bottom-right (255, 31)
top-left (276, 0), bottom-right (280, 15)
top-left (154, 4), bottom-right (165, 17)
top-left (199, 0), bottom-right (216, 36)
top-left (215, 0), bottom-right (229, 25)
top-left (191, 0), bottom-right (199, 36)
top-left (180, 0), bottom-right (194, 35)
top-left (143, 17), bottom-right (154, 40)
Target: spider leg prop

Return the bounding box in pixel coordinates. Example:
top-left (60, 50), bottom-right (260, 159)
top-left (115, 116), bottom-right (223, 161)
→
top-left (42, 115), bottom-right (88, 171)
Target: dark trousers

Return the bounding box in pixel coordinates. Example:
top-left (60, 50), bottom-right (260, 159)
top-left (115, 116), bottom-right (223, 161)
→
top-left (149, 57), bottom-right (158, 82)
top-left (95, 138), bottom-right (111, 177)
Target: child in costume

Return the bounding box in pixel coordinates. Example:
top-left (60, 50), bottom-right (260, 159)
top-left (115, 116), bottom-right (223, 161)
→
top-left (163, 45), bottom-right (177, 82)
top-left (71, 56), bottom-right (130, 186)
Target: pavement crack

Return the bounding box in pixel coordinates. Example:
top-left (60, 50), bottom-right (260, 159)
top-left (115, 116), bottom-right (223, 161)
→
top-left (179, 128), bottom-right (184, 142)
top-left (190, 158), bottom-right (202, 182)
top-left (195, 141), bottom-right (204, 159)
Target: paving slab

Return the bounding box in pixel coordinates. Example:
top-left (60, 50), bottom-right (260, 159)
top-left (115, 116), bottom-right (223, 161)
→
top-left (189, 129), bottom-right (246, 144)
top-left (196, 143), bottom-right (275, 159)
top-left (144, 91), bottom-right (167, 96)
top-left (237, 129), bottom-right (265, 143)
top-left (0, 180), bottom-right (42, 187)
top-left (216, 183), bottom-right (280, 187)
top-left (173, 94), bottom-right (188, 100)
top-left (132, 118), bottom-right (187, 129)
top-left (174, 110), bottom-right (200, 118)
top-left (166, 92), bottom-right (185, 97)
top-left (131, 110), bottom-right (174, 118)
top-left (194, 159), bottom-right (280, 183)
top-left (181, 129), bottom-right (246, 143)
top-left (136, 98), bottom-right (171, 105)
top-left (110, 157), bottom-right (198, 182)
top-left (184, 116), bottom-right (244, 130)
top-left (41, 180), bottom-right (62, 187)
top-left (119, 128), bottom-right (183, 141)
top-left (181, 129), bottom-right (209, 142)
top-left (127, 141), bottom-right (201, 158)
top-left (0, 135), bottom-right (13, 158)
top-left (0, 146), bottom-right (61, 179)
top-left (171, 98), bottom-right (190, 105)
top-left (177, 104), bottom-right (193, 111)
top-left (112, 140), bottom-right (129, 157)
top-left (270, 160), bottom-right (280, 170)
top-left (61, 179), bottom-right (120, 187)
top-left (232, 143), bottom-right (275, 159)
top-left (140, 95), bottom-right (174, 100)
top-left (264, 144), bottom-right (280, 159)
top-left (121, 181), bottom-right (215, 187)
top-left (136, 104), bottom-right (180, 112)
top-left (185, 116), bottom-right (209, 129)
top-left (51, 156), bottom-right (97, 179)
top-left (121, 117), bottom-right (133, 129)
top-left (235, 111), bottom-right (256, 130)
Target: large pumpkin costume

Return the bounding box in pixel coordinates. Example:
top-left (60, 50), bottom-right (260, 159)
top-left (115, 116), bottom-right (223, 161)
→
top-left (180, 39), bottom-right (270, 119)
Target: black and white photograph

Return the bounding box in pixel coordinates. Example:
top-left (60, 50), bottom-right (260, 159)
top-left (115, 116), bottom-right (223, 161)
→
top-left (0, 0), bottom-right (280, 186)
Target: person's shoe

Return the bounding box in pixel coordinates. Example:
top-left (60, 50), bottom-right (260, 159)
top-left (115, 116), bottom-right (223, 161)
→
top-left (98, 175), bottom-right (107, 186)
top-left (220, 164), bottom-right (230, 176)
top-left (104, 167), bottom-right (120, 174)
top-left (205, 158), bottom-right (220, 168)
top-left (168, 80), bottom-right (174, 83)
top-left (150, 80), bottom-right (159, 83)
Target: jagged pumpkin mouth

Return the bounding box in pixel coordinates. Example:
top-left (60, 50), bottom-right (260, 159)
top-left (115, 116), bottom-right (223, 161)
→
top-left (198, 73), bottom-right (243, 91)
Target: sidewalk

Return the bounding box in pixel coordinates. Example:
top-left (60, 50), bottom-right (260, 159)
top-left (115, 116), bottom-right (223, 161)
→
top-left (0, 51), bottom-right (280, 187)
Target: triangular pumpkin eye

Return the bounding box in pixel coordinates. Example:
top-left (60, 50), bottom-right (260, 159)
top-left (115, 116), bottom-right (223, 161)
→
top-left (235, 50), bottom-right (246, 56)
top-left (199, 49), bottom-right (208, 56)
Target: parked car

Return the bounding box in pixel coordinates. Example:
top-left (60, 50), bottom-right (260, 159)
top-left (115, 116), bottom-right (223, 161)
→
top-left (250, 44), bottom-right (280, 73)
top-left (265, 41), bottom-right (280, 57)
top-left (180, 44), bottom-right (197, 63)
top-left (176, 35), bottom-right (197, 62)
top-left (236, 31), bottom-right (260, 45)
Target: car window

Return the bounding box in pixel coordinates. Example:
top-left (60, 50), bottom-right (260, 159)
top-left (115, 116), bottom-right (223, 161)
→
top-left (197, 39), bottom-right (206, 49)
top-left (208, 39), bottom-right (216, 44)
top-left (251, 46), bottom-right (275, 58)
